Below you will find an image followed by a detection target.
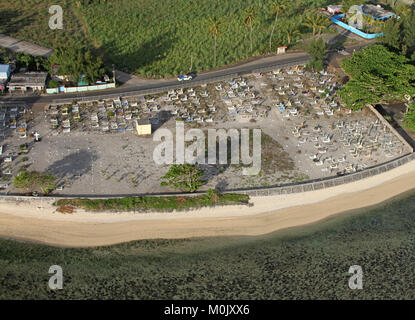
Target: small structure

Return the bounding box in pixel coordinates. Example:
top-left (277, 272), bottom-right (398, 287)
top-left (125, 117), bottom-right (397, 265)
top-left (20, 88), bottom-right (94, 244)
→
top-left (277, 46), bottom-right (287, 55)
top-left (327, 5), bottom-right (342, 15)
top-left (8, 72), bottom-right (48, 92)
top-left (135, 118), bottom-right (152, 136)
top-left (0, 64), bottom-right (11, 81)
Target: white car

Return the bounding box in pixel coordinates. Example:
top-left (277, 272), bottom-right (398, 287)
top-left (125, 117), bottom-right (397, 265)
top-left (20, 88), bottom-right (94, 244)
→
top-left (177, 74), bottom-right (193, 81)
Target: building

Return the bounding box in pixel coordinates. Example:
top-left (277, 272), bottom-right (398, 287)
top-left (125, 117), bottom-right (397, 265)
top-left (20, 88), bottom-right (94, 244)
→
top-left (135, 119), bottom-right (152, 136)
top-left (327, 5), bottom-right (343, 15)
top-left (7, 72), bottom-right (48, 92)
top-left (361, 4), bottom-right (395, 21)
top-left (277, 46), bottom-right (287, 55)
top-left (0, 64), bottom-right (11, 81)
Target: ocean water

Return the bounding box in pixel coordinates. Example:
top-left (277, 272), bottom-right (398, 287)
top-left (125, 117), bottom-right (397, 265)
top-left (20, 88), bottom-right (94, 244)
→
top-left (1, 190), bottom-right (415, 299)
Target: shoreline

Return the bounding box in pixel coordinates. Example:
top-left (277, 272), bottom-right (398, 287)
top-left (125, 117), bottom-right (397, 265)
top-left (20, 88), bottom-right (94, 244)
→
top-left (1, 159), bottom-right (415, 247)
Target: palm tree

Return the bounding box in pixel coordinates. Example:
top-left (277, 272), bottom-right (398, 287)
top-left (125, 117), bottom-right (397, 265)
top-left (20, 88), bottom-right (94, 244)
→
top-left (34, 57), bottom-right (43, 71)
top-left (362, 14), bottom-right (375, 33)
top-left (302, 12), bottom-right (329, 37)
top-left (284, 22), bottom-right (301, 45)
top-left (208, 16), bottom-right (223, 67)
top-left (269, 0), bottom-right (287, 51)
top-left (244, 7), bottom-right (256, 53)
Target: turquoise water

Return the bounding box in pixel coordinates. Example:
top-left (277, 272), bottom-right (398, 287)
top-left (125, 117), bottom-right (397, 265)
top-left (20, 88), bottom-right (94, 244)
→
top-left (1, 190), bottom-right (415, 299)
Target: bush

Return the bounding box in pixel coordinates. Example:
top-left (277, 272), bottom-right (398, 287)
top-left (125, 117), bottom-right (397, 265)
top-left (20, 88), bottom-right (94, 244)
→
top-left (48, 80), bottom-right (60, 88)
top-left (13, 171), bottom-right (56, 194)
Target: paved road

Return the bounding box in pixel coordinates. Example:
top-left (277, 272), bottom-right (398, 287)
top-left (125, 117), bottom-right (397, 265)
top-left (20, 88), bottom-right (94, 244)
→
top-left (0, 42), bottom-right (369, 106)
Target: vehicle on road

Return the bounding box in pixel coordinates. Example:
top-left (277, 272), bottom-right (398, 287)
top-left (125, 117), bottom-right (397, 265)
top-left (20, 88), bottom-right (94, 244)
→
top-left (177, 74), bottom-right (193, 81)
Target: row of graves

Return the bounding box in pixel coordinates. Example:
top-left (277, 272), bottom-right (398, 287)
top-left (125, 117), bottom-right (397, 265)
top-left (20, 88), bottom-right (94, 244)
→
top-left (156, 86), bottom-right (222, 124)
top-left (214, 77), bottom-right (271, 123)
top-left (47, 97), bottom-right (155, 134)
top-left (292, 118), bottom-right (407, 176)
top-left (250, 66), bottom-right (341, 119)
top-left (0, 104), bottom-right (30, 190)
top-left (46, 79), bottom-right (272, 135)
top-left (0, 105), bottom-right (29, 139)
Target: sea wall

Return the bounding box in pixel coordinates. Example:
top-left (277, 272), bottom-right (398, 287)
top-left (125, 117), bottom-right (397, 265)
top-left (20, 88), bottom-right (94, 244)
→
top-left (1, 152), bottom-right (414, 203)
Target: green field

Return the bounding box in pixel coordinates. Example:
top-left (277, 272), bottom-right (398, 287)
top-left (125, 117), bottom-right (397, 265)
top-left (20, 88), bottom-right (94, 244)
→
top-left (0, 0), bottom-right (336, 77)
top-left (1, 190), bottom-right (415, 299)
top-left (0, 0), bottom-right (88, 48)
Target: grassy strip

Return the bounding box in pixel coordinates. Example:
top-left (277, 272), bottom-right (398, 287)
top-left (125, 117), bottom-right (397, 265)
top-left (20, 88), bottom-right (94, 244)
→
top-left (54, 191), bottom-right (250, 212)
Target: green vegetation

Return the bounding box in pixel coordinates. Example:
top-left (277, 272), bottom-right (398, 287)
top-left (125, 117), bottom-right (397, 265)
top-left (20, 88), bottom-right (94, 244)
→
top-left (161, 164), bottom-right (205, 193)
top-left (0, 48), bottom-right (49, 72)
top-left (404, 102), bottom-right (415, 131)
top-left (48, 80), bottom-right (60, 89)
top-left (338, 45), bottom-right (415, 110)
top-left (0, 0), bottom-right (88, 49)
top-left (302, 11), bottom-right (330, 36)
top-left (13, 170), bottom-right (56, 194)
top-left (0, 0), bottom-right (338, 77)
top-left (378, 4), bottom-right (415, 63)
top-left (269, 0), bottom-right (288, 51)
top-left (54, 189), bottom-right (249, 212)
top-left (49, 46), bottom-right (106, 83)
top-left (305, 37), bottom-right (327, 71)
top-left (2, 191), bottom-right (415, 299)
top-left (208, 16), bottom-right (224, 68)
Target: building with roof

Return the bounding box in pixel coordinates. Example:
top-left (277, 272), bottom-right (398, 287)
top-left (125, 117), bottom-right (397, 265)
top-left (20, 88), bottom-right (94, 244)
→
top-left (361, 4), bottom-right (395, 21)
top-left (0, 64), bottom-right (11, 81)
top-left (135, 119), bottom-right (152, 136)
top-left (7, 72), bottom-right (48, 92)
top-left (327, 5), bottom-right (343, 15)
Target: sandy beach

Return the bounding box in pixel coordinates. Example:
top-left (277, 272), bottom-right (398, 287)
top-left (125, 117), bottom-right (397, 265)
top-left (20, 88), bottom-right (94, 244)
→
top-left (1, 159), bottom-right (415, 247)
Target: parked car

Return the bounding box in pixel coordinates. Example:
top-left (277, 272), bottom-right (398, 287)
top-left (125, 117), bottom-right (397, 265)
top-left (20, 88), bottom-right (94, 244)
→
top-left (177, 74), bottom-right (193, 81)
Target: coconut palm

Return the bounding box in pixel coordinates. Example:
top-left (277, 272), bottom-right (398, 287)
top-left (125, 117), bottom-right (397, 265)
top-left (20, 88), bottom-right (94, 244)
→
top-left (283, 22), bottom-right (301, 45)
top-left (302, 13), bottom-right (329, 37)
top-left (244, 6), bottom-right (256, 53)
top-left (362, 14), bottom-right (375, 33)
top-left (208, 16), bottom-right (223, 67)
top-left (269, 0), bottom-right (287, 51)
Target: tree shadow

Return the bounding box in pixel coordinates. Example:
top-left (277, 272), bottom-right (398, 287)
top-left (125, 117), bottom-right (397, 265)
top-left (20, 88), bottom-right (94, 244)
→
top-left (101, 31), bottom-right (178, 74)
top-left (0, 9), bottom-right (35, 34)
top-left (46, 149), bottom-right (97, 183)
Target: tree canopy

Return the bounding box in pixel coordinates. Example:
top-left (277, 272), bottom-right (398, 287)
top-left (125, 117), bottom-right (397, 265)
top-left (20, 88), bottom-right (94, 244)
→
top-left (378, 8), bottom-right (415, 63)
top-left (160, 164), bottom-right (205, 193)
top-left (338, 45), bottom-right (415, 110)
top-left (305, 37), bottom-right (326, 72)
top-left (49, 46), bottom-right (106, 84)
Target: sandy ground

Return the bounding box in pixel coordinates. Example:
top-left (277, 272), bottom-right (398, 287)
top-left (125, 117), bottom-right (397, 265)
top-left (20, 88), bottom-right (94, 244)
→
top-left (1, 158), bottom-right (415, 248)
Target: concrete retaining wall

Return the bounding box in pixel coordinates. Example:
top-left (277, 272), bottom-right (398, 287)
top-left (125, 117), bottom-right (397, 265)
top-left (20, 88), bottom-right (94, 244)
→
top-left (367, 104), bottom-right (414, 153)
top-left (1, 152), bottom-right (414, 203)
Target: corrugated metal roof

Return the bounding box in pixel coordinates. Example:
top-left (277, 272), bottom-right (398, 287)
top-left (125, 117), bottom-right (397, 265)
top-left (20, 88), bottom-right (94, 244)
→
top-left (0, 64), bottom-right (11, 73)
